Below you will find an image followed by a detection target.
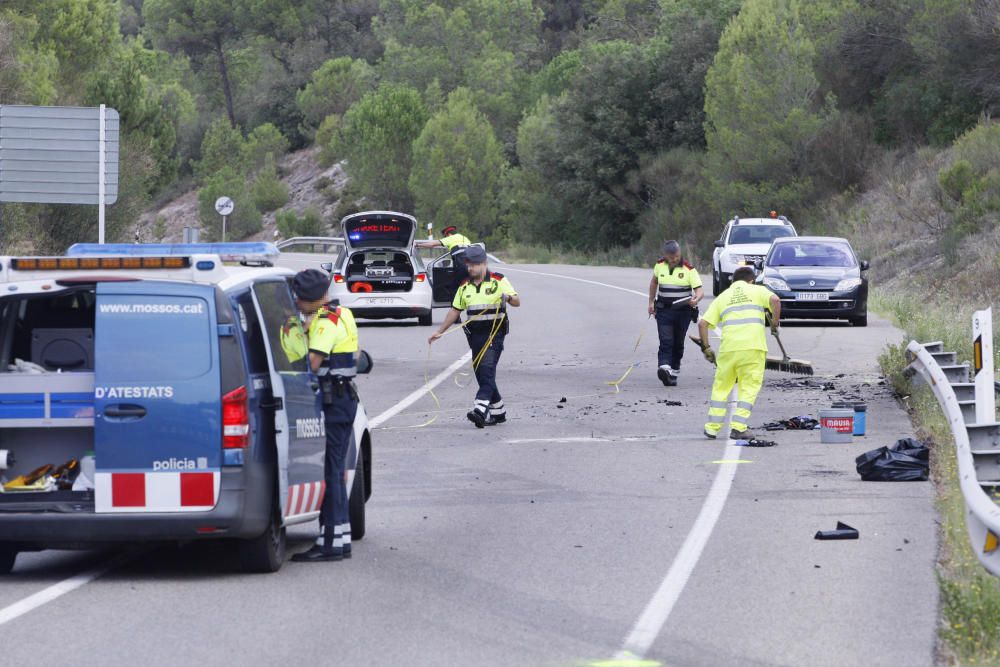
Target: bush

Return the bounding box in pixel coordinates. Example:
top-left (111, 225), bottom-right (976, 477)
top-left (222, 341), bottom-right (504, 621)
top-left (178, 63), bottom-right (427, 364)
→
top-left (315, 114), bottom-right (342, 167)
top-left (244, 123), bottom-right (289, 172)
top-left (252, 156), bottom-right (289, 213)
top-left (276, 208), bottom-right (323, 238)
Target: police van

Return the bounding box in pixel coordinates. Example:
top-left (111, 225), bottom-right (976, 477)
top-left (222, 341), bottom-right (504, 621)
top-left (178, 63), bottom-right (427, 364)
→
top-left (0, 243), bottom-right (372, 573)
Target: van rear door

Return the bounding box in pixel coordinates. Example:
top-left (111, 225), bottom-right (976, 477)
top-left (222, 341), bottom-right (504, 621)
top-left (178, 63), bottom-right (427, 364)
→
top-left (93, 282), bottom-right (221, 513)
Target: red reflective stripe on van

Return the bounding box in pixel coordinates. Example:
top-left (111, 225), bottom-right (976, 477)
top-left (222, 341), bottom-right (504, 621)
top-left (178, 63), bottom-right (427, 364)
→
top-left (112, 473), bottom-right (146, 507)
top-left (180, 472), bottom-right (215, 506)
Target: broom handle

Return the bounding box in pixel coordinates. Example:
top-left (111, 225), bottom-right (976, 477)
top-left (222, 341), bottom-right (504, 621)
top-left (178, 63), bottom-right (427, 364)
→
top-left (772, 329), bottom-right (791, 361)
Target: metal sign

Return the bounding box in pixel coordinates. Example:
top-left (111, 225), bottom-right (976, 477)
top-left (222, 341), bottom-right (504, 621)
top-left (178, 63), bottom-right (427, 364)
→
top-left (214, 196), bottom-right (234, 216)
top-left (0, 105), bottom-right (119, 205)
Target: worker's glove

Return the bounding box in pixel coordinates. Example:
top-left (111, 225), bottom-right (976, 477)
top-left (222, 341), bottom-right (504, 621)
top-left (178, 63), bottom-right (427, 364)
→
top-left (770, 326), bottom-right (779, 337)
top-left (703, 347), bottom-right (716, 365)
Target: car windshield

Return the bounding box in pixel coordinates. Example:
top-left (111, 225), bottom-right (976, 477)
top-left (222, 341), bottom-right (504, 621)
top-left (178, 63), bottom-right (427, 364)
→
top-left (768, 242), bottom-right (856, 267)
top-left (728, 225), bottom-right (795, 245)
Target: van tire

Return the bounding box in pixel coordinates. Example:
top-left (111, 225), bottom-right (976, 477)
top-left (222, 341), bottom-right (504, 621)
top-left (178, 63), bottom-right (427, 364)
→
top-left (850, 312), bottom-right (868, 327)
top-left (712, 270), bottom-right (721, 296)
top-left (237, 494), bottom-right (286, 574)
top-left (0, 544), bottom-right (17, 574)
top-left (418, 311), bottom-right (433, 326)
top-left (349, 451), bottom-right (366, 541)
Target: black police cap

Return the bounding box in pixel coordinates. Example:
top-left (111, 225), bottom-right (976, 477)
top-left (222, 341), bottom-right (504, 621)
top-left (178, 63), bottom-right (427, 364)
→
top-left (463, 244), bottom-right (487, 263)
top-left (292, 269), bottom-right (330, 301)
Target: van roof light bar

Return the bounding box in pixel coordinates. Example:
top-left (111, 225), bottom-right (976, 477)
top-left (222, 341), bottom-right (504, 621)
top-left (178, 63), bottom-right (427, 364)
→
top-left (67, 242), bottom-right (280, 266)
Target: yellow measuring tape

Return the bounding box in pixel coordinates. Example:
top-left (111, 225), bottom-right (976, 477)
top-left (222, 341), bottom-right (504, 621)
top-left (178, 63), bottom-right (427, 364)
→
top-left (381, 301), bottom-right (506, 430)
top-left (605, 314), bottom-right (652, 394)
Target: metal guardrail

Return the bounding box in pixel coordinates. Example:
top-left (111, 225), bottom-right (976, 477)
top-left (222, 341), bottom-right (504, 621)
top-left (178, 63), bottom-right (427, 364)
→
top-left (905, 307), bottom-right (1000, 576)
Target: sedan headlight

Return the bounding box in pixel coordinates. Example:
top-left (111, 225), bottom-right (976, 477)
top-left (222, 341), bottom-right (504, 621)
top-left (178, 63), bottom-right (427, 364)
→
top-left (834, 277), bottom-right (863, 291)
top-left (763, 277), bottom-right (790, 291)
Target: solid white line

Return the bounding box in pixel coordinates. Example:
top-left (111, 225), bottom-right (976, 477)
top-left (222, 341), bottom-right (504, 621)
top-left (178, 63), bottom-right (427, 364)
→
top-left (369, 352), bottom-right (472, 428)
top-left (618, 441), bottom-right (741, 657)
top-left (502, 266), bottom-right (647, 297)
top-left (0, 552), bottom-right (133, 627)
top-left (505, 265), bottom-right (738, 659)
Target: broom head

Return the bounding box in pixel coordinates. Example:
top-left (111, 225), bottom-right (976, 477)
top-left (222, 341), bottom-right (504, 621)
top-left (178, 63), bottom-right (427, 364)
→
top-left (766, 355), bottom-right (814, 375)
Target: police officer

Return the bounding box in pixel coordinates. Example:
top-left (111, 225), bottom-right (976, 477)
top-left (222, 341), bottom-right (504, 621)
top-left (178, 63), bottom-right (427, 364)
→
top-left (696, 266), bottom-right (781, 440)
top-left (427, 244), bottom-right (520, 428)
top-left (415, 226), bottom-right (474, 295)
top-left (289, 269), bottom-right (360, 562)
top-left (648, 240), bottom-right (704, 386)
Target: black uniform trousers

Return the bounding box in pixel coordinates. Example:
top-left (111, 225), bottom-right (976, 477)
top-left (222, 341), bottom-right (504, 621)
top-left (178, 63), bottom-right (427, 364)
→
top-left (319, 384), bottom-right (358, 546)
top-left (467, 329), bottom-right (505, 405)
top-left (655, 304), bottom-right (696, 370)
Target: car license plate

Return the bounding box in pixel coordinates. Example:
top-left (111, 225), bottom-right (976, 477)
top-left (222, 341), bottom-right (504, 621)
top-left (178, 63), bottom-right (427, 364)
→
top-left (797, 292), bottom-right (829, 301)
top-left (366, 267), bottom-right (394, 277)
top-left (363, 297), bottom-right (397, 306)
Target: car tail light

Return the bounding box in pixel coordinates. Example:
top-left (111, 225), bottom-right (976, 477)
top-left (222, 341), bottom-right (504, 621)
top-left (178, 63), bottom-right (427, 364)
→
top-left (333, 274), bottom-right (345, 283)
top-left (222, 386), bottom-right (249, 449)
top-left (415, 273), bottom-right (426, 282)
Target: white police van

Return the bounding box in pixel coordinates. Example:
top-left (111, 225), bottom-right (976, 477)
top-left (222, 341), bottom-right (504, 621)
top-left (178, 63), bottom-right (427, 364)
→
top-left (0, 243), bottom-right (372, 573)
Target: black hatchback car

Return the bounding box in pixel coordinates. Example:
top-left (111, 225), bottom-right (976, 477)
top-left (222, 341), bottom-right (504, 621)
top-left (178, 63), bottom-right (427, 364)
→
top-left (757, 236), bottom-right (869, 326)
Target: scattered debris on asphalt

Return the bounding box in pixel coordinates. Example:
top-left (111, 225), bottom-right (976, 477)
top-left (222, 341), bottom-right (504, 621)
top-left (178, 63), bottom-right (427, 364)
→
top-left (815, 521), bottom-right (860, 540)
top-left (734, 438), bottom-right (778, 447)
top-left (762, 416), bottom-right (819, 431)
top-left (855, 438), bottom-right (929, 481)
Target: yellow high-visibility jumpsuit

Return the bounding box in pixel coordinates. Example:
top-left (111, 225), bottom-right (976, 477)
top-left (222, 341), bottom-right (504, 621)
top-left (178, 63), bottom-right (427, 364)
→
top-left (700, 281), bottom-right (774, 436)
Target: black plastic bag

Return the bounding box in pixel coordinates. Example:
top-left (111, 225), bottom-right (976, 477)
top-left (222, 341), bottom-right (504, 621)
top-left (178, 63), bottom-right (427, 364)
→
top-left (855, 438), bottom-right (929, 481)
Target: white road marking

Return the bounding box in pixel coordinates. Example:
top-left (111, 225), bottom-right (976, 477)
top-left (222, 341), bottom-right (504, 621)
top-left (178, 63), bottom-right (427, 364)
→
top-left (506, 265), bottom-right (740, 659)
top-left (0, 552), bottom-right (133, 627)
top-left (369, 352), bottom-right (472, 428)
top-left (0, 349), bottom-right (474, 627)
top-left (617, 441), bottom-right (741, 657)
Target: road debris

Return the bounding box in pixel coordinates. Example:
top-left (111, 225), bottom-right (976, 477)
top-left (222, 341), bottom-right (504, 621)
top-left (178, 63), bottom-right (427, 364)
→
top-left (815, 521), bottom-right (859, 540)
top-left (855, 438), bottom-right (929, 481)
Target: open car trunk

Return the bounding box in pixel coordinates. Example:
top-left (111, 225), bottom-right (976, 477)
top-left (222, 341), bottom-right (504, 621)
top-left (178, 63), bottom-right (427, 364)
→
top-left (345, 249), bottom-right (415, 293)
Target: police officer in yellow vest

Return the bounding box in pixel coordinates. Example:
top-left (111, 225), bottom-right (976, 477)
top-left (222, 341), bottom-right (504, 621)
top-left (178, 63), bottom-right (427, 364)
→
top-left (648, 240), bottom-right (704, 386)
top-left (428, 244), bottom-right (520, 428)
top-left (279, 314), bottom-right (308, 363)
top-left (696, 266), bottom-right (781, 440)
top-left (416, 225), bottom-right (474, 297)
top-left (289, 269), bottom-right (360, 562)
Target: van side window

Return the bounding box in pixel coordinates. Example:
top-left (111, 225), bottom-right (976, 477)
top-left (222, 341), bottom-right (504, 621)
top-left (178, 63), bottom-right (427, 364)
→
top-left (234, 292), bottom-right (270, 375)
top-left (252, 282), bottom-right (309, 374)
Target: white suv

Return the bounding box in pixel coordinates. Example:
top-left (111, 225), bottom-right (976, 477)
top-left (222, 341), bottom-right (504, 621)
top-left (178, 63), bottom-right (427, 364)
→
top-left (711, 215), bottom-right (797, 295)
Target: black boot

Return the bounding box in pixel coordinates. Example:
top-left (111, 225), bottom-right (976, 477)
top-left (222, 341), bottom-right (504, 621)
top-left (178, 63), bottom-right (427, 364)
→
top-left (467, 408), bottom-right (487, 428)
top-left (291, 544), bottom-right (343, 562)
top-left (485, 413), bottom-right (506, 425)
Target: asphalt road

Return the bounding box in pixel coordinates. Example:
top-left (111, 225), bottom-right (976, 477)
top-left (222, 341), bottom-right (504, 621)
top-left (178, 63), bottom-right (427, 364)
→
top-left (0, 264), bottom-right (939, 667)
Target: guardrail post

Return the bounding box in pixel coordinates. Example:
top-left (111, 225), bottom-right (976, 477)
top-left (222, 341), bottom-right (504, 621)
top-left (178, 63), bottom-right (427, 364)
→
top-left (973, 308), bottom-right (995, 425)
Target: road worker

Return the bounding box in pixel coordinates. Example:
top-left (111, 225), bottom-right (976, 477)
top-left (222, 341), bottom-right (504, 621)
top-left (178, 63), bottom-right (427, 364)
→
top-left (428, 244), bottom-right (520, 428)
top-left (290, 269), bottom-right (360, 562)
top-left (696, 266), bottom-right (780, 440)
top-left (648, 240), bottom-right (704, 386)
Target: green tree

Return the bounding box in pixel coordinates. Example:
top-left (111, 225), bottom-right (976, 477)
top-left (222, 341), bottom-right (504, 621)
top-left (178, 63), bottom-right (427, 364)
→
top-left (252, 153), bottom-right (289, 212)
top-left (244, 122), bottom-right (289, 171)
top-left (336, 84), bottom-right (428, 209)
top-left (144, 0), bottom-right (245, 126)
top-left (195, 116), bottom-right (248, 181)
top-left (703, 0), bottom-right (834, 211)
top-left (409, 89), bottom-right (506, 240)
top-left (0, 11), bottom-right (58, 105)
top-left (295, 57), bottom-right (376, 134)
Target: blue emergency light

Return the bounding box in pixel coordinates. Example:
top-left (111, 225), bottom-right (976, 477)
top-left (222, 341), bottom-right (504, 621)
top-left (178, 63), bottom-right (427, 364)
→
top-left (67, 242), bottom-right (280, 265)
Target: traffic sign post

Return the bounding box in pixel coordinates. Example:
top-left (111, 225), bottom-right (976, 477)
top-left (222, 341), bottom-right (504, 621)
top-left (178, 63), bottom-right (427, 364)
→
top-left (215, 196), bottom-right (234, 243)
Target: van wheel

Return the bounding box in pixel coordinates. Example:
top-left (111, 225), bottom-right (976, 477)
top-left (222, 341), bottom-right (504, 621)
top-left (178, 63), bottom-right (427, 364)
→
top-left (418, 311), bottom-right (433, 326)
top-left (349, 452), bottom-right (366, 541)
top-left (237, 494), bottom-right (286, 573)
top-left (850, 312), bottom-right (868, 327)
top-left (712, 270), bottom-right (721, 296)
top-left (0, 544), bottom-right (18, 574)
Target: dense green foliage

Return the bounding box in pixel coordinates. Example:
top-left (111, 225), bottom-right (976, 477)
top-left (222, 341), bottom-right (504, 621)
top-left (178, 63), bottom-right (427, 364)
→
top-left (1, 0), bottom-right (998, 253)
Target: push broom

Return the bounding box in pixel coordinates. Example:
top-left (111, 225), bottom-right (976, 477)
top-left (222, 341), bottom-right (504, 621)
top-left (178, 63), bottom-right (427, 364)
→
top-left (767, 329), bottom-right (814, 375)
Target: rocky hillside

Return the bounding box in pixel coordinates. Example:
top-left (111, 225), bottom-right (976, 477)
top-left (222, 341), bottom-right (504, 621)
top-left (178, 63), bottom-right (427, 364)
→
top-left (137, 147), bottom-right (348, 244)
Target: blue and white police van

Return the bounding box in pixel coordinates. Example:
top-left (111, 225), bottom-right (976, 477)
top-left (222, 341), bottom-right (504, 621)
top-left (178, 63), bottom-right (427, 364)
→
top-left (0, 243), bottom-right (372, 573)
